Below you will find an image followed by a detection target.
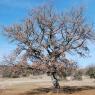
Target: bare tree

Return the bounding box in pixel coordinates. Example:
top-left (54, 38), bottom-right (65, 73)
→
top-left (3, 5), bottom-right (95, 88)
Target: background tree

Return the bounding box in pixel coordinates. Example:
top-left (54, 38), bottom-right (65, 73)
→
top-left (3, 5), bottom-right (95, 88)
top-left (73, 69), bottom-right (83, 80)
top-left (1, 51), bottom-right (31, 78)
top-left (86, 65), bottom-right (95, 79)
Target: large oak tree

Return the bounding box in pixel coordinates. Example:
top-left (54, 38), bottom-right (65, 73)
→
top-left (3, 5), bottom-right (95, 88)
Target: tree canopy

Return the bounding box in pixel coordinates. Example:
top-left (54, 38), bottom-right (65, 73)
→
top-left (3, 5), bottom-right (95, 88)
top-left (4, 6), bottom-right (95, 63)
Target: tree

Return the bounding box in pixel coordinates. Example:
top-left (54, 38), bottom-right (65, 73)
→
top-left (3, 5), bottom-right (95, 88)
top-left (31, 59), bottom-right (77, 78)
top-left (73, 69), bottom-right (83, 80)
top-left (86, 65), bottom-right (95, 79)
top-left (2, 52), bottom-right (31, 78)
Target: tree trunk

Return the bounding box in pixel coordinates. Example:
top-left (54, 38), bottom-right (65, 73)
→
top-left (51, 72), bottom-right (60, 89)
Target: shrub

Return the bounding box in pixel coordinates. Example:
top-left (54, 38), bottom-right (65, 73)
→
top-left (2, 70), bottom-right (12, 77)
top-left (86, 66), bottom-right (95, 79)
top-left (74, 70), bottom-right (82, 80)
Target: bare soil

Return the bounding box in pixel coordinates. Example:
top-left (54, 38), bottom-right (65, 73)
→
top-left (0, 75), bottom-right (95, 95)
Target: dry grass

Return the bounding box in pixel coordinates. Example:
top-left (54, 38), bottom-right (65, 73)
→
top-left (0, 76), bottom-right (95, 95)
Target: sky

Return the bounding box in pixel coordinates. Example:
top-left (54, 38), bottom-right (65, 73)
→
top-left (0, 0), bottom-right (95, 67)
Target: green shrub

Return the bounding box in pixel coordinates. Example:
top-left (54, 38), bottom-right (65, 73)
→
top-left (86, 66), bottom-right (95, 79)
top-left (74, 70), bottom-right (82, 80)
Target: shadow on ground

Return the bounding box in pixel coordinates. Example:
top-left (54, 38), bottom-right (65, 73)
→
top-left (21, 86), bottom-right (95, 95)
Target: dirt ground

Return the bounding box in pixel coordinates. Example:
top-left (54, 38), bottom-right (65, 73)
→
top-left (0, 75), bottom-right (95, 95)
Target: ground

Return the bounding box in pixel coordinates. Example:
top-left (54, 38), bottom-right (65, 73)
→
top-left (0, 75), bottom-right (95, 95)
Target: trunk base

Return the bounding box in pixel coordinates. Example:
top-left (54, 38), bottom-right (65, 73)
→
top-left (53, 80), bottom-right (60, 89)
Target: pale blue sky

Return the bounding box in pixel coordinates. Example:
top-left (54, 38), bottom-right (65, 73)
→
top-left (0, 0), bottom-right (95, 67)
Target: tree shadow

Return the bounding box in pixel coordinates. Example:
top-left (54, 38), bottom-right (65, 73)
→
top-left (21, 86), bottom-right (95, 95)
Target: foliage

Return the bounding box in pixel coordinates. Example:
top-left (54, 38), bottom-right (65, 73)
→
top-left (3, 4), bottom-right (95, 88)
top-left (74, 70), bottom-right (82, 80)
top-left (2, 64), bottom-right (32, 78)
top-left (86, 66), bottom-right (95, 79)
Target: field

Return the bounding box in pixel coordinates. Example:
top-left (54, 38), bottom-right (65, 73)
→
top-left (0, 75), bottom-right (95, 95)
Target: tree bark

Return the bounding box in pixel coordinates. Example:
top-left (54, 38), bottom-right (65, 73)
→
top-left (51, 72), bottom-right (60, 89)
